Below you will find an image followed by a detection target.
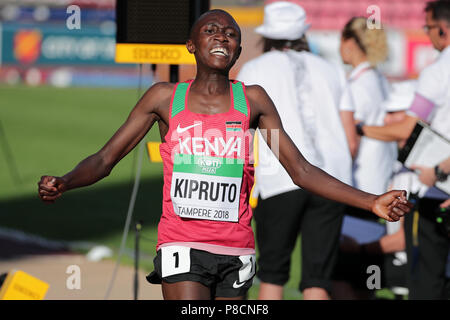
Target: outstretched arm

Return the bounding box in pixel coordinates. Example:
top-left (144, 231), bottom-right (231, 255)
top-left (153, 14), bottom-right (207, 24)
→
top-left (38, 82), bottom-right (173, 203)
top-left (247, 85), bottom-right (412, 222)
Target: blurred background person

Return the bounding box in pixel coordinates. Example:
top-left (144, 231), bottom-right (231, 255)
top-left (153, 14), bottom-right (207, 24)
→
top-left (237, 1), bottom-right (352, 300)
top-left (359, 0), bottom-right (450, 299)
top-left (332, 16), bottom-right (404, 298)
top-left (339, 16), bottom-right (396, 196)
top-left (332, 80), bottom-right (417, 300)
top-left (411, 157), bottom-right (450, 192)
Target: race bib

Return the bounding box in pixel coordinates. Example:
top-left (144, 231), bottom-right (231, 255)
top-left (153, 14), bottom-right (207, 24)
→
top-left (171, 153), bottom-right (243, 222)
top-left (161, 246), bottom-right (191, 278)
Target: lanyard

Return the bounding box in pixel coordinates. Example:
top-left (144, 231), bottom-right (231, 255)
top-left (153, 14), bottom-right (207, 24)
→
top-left (349, 66), bottom-right (372, 82)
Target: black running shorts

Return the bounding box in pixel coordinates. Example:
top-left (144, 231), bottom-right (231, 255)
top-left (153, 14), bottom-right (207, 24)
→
top-left (147, 246), bottom-right (256, 298)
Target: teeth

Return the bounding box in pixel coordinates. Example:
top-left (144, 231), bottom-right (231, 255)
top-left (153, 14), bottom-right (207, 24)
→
top-left (210, 47), bottom-right (228, 56)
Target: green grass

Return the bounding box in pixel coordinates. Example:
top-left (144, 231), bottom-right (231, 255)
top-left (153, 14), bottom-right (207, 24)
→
top-left (0, 84), bottom-right (163, 262)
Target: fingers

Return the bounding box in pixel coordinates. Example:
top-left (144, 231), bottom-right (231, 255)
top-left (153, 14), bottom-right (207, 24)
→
top-left (38, 175), bottom-right (63, 203)
top-left (39, 183), bottom-right (57, 193)
top-left (385, 207), bottom-right (400, 221)
top-left (395, 203), bottom-right (412, 213)
top-left (397, 190), bottom-right (408, 203)
top-left (374, 190), bottom-right (413, 222)
top-left (383, 190), bottom-right (407, 204)
top-left (41, 194), bottom-right (62, 202)
top-left (390, 190), bottom-right (409, 206)
top-left (48, 177), bottom-right (56, 186)
top-left (388, 197), bottom-right (399, 209)
top-left (440, 199), bottom-right (450, 208)
top-left (38, 187), bottom-right (62, 202)
top-left (391, 206), bottom-right (404, 219)
top-left (384, 192), bottom-right (413, 222)
top-left (387, 202), bottom-right (412, 222)
top-left (38, 189), bottom-right (61, 200)
top-left (401, 190), bottom-right (408, 200)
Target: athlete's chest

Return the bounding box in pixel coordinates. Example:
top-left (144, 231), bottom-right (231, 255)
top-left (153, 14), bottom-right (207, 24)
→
top-left (170, 116), bottom-right (246, 159)
top-left (187, 92), bottom-right (232, 115)
top-left (164, 81), bottom-right (250, 159)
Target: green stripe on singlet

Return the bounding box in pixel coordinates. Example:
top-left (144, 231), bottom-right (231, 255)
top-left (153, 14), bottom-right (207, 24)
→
top-left (231, 81), bottom-right (248, 116)
top-left (171, 82), bottom-right (189, 118)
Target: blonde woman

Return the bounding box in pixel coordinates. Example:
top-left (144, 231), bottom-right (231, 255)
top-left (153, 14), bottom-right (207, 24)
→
top-left (339, 17), bottom-right (396, 195)
top-left (331, 17), bottom-right (403, 299)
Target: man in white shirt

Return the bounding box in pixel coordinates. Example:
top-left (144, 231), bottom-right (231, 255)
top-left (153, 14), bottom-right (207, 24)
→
top-left (237, 1), bottom-right (352, 300)
top-left (359, 0), bottom-right (450, 299)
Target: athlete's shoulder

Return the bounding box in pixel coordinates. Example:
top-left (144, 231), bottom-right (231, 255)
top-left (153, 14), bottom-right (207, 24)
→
top-left (241, 84), bottom-right (275, 121)
top-left (136, 82), bottom-right (176, 120)
top-left (148, 81), bottom-right (176, 98)
top-left (144, 82), bottom-right (175, 106)
top-left (242, 84), bottom-right (269, 102)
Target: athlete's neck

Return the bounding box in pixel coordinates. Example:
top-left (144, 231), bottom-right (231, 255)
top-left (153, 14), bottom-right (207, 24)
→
top-left (191, 71), bottom-right (230, 96)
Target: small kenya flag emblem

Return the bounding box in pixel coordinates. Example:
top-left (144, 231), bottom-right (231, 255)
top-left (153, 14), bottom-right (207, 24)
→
top-left (226, 121), bottom-right (242, 131)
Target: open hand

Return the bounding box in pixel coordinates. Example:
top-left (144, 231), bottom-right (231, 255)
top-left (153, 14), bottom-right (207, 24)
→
top-left (38, 176), bottom-right (67, 203)
top-left (372, 190), bottom-right (413, 222)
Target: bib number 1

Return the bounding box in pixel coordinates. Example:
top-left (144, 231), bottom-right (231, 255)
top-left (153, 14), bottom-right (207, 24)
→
top-left (161, 246), bottom-right (191, 277)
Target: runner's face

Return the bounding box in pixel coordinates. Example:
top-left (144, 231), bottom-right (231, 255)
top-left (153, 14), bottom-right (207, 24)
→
top-left (188, 12), bottom-right (242, 71)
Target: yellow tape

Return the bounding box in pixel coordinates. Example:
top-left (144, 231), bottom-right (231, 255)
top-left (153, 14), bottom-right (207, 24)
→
top-left (412, 210), bottom-right (419, 247)
top-left (249, 133), bottom-right (258, 209)
top-left (147, 141), bottom-right (163, 163)
top-left (0, 270), bottom-right (49, 300)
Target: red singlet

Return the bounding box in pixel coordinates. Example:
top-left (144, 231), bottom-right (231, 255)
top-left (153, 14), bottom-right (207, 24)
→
top-left (157, 80), bottom-right (255, 256)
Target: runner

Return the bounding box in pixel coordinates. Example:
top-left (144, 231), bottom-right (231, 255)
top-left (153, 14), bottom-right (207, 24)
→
top-left (38, 9), bottom-right (412, 300)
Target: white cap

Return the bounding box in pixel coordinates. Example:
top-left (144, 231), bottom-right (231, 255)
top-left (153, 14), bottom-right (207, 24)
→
top-left (255, 1), bottom-right (311, 41)
top-left (383, 80), bottom-right (417, 112)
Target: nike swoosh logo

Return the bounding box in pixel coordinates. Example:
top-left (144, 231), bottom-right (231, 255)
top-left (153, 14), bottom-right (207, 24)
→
top-left (232, 280), bottom-right (246, 289)
top-left (176, 122), bottom-right (201, 134)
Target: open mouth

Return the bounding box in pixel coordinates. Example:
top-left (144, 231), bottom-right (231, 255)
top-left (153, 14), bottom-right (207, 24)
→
top-left (209, 47), bottom-right (229, 57)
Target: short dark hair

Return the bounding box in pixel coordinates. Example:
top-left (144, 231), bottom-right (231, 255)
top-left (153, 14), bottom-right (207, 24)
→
top-left (261, 35), bottom-right (310, 53)
top-left (189, 9), bottom-right (241, 41)
top-left (425, 0), bottom-right (450, 23)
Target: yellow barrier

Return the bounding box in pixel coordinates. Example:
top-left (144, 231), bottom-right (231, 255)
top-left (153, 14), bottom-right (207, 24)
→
top-left (147, 141), bottom-right (163, 163)
top-left (0, 270), bottom-right (49, 300)
top-left (115, 43), bottom-right (196, 65)
top-left (249, 132), bottom-right (259, 209)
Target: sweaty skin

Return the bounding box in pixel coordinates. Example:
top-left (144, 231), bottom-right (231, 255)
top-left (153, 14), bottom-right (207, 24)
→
top-left (38, 10), bottom-right (412, 300)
